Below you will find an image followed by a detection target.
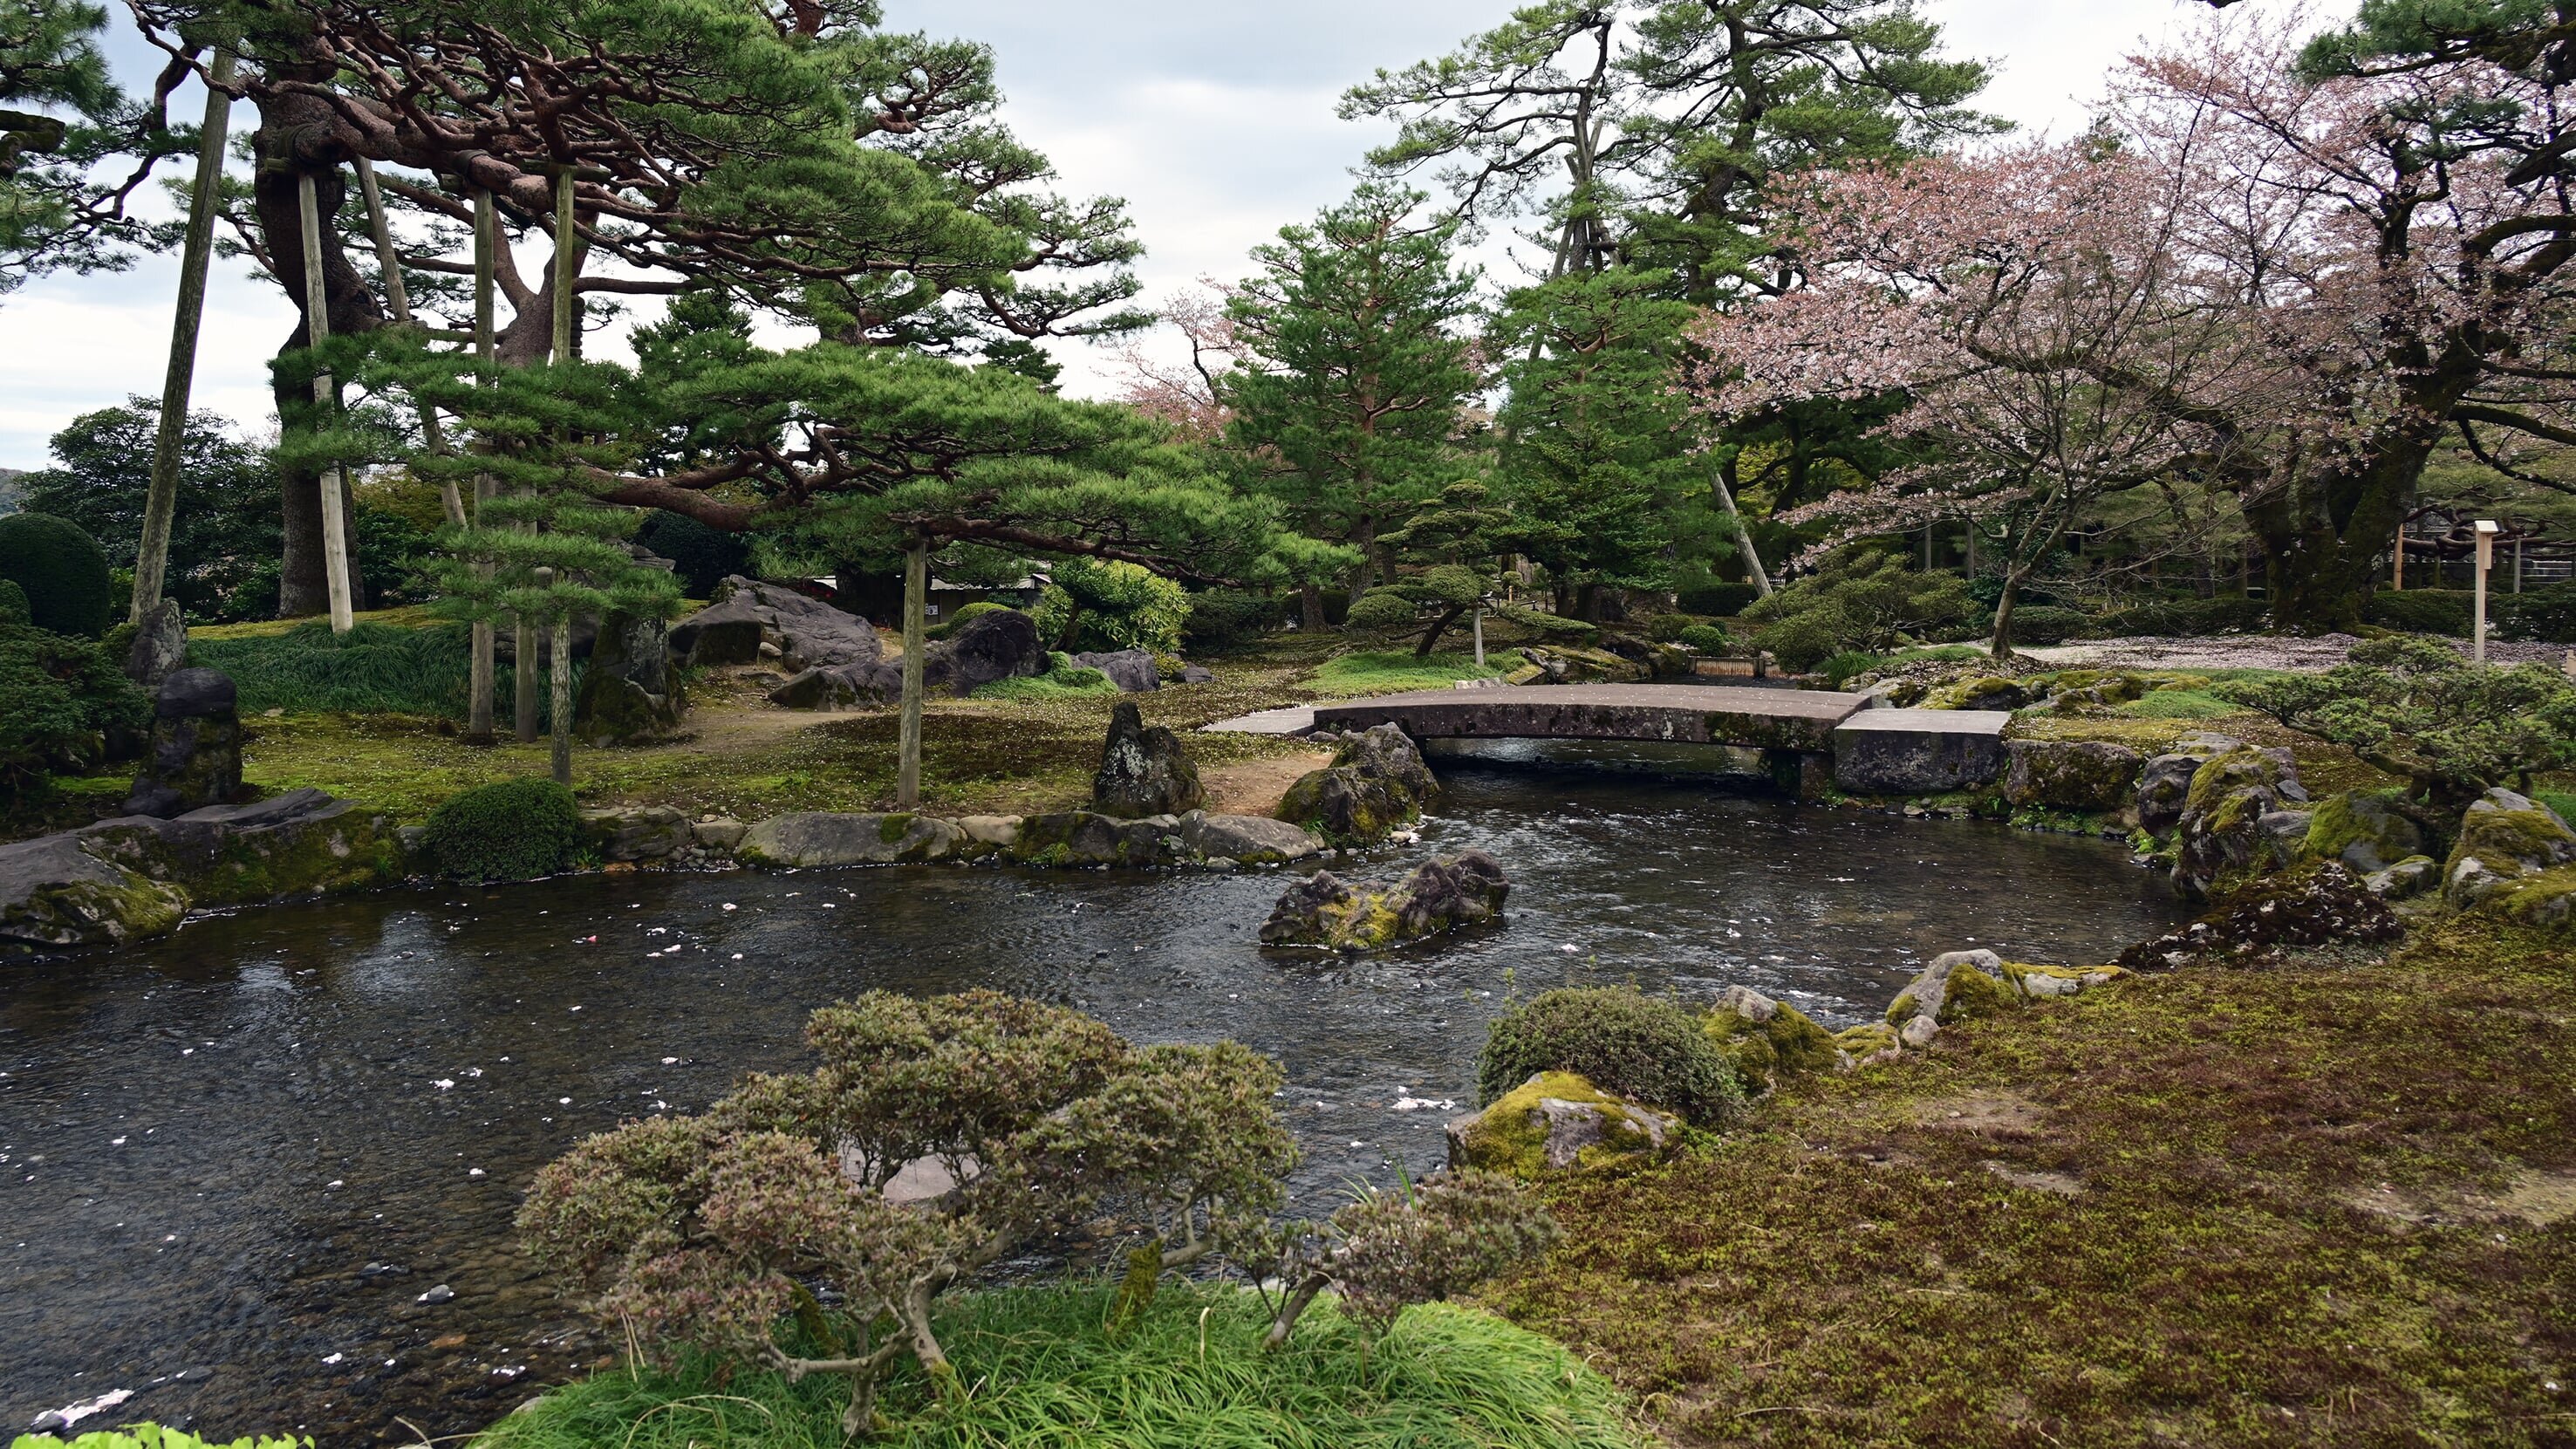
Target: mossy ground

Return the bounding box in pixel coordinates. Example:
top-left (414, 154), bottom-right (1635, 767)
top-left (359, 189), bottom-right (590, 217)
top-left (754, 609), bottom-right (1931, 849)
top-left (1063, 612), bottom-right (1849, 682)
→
top-left (1487, 912), bottom-right (2576, 1446)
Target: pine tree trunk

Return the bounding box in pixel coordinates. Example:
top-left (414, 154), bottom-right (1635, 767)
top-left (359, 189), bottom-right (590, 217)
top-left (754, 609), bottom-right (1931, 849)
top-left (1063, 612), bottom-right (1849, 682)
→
top-left (133, 51), bottom-right (235, 624)
top-left (550, 612), bottom-right (573, 785)
top-left (1301, 582), bottom-right (1325, 631)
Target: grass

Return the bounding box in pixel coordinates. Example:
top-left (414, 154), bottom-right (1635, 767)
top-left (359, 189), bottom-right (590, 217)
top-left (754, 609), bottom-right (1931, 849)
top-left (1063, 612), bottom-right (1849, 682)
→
top-left (973, 663), bottom-right (1122, 701)
top-left (472, 1281), bottom-right (1648, 1449)
top-left (1487, 910), bottom-right (2576, 1447)
top-left (2119, 686), bottom-right (2241, 721)
top-left (2539, 790), bottom-right (2576, 824)
top-left (187, 620), bottom-right (577, 721)
top-left (186, 605), bottom-right (448, 641)
top-left (1305, 650), bottom-right (1504, 696)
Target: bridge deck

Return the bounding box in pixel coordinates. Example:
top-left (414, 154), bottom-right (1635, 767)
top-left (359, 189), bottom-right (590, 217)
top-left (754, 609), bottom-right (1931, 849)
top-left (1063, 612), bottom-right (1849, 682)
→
top-left (1308, 683), bottom-right (1867, 753)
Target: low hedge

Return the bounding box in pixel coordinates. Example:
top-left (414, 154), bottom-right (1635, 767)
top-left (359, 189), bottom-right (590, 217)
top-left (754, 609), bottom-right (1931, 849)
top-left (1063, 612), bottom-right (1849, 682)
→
top-left (420, 776), bottom-right (584, 882)
top-left (1477, 987), bottom-right (1744, 1125)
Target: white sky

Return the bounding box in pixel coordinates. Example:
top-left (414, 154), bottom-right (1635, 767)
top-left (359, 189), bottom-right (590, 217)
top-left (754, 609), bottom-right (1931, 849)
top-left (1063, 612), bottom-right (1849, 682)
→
top-left (0, 0), bottom-right (2218, 468)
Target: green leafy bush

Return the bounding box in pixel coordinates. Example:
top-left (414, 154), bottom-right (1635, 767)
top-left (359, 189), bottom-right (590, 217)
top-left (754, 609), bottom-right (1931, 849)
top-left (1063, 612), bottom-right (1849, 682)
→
top-left (927, 599), bottom-right (1012, 640)
top-left (0, 578), bottom-right (28, 624)
top-left (0, 621), bottom-right (150, 793)
top-left (1642, 613), bottom-right (1698, 642)
top-left (1820, 651), bottom-right (1882, 687)
top-left (2363, 589), bottom-right (2473, 637)
top-left (973, 660), bottom-right (1118, 701)
top-left (2005, 605), bottom-right (2090, 645)
top-left (0, 511), bottom-right (114, 638)
top-left (11, 1425), bottom-right (311, 1449)
top-left (1344, 587), bottom-right (1420, 633)
top-left (1180, 588), bottom-right (1282, 650)
top-left (420, 776), bottom-right (584, 881)
top-left (1476, 987), bottom-right (1745, 1125)
top-left (1676, 623), bottom-right (1732, 653)
top-left (1032, 558), bottom-right (1191, 653)
top-left (1677, 582), bottom-right (1763, 617)
top-left (1742, 552), bottom-right (1978, 672)
top-left (1489, 601), bottom-right (1597, 641)
top-left (2097, 595), bottom-right (2270, 638)
top-left (2503, 581), bottom-right (2576, 644)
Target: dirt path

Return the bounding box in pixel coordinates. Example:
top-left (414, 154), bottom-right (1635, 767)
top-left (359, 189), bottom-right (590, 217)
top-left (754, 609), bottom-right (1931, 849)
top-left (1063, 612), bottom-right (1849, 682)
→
top-left (2026, 632), bottom-right (2576, 673)
top-left (1199, 749), bottom-right (1333, 817)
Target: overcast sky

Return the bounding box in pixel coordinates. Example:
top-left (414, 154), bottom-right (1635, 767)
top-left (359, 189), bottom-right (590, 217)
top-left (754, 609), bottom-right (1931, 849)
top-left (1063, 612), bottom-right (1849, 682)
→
top-left (0, 0), bottom-right (2217, 468)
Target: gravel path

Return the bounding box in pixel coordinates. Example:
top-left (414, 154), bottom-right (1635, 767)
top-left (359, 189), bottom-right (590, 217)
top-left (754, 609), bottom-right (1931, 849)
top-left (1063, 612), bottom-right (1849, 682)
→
top-left (2022, 633), bottom-right (2576, 673)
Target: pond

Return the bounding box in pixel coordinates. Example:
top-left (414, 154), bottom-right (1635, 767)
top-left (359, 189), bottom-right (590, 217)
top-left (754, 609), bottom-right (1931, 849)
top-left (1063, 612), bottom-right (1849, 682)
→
top-left (0, 755), bottom-right (2180, 1442)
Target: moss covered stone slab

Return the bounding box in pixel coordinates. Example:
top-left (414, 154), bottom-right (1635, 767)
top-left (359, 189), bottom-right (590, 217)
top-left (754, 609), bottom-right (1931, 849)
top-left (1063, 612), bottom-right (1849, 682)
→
top-left (735, 811), bottom-right (968, 867)
top-left (1445, 1070), bottom-right (1678, 1178)
top-left (2302, 789), bottom-right (2429, 875)
top-left (2002, 739), bottom-right (2144, 815)
top-left (0, 830), bottom-right (189, 950)
top-left (1833, 708), bottom-right (2010, 794)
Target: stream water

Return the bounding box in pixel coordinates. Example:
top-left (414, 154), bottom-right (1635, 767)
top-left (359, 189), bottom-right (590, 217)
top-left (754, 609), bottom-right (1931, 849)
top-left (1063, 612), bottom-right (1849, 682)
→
top-left (0, 754), bottom-right (2181, 1441)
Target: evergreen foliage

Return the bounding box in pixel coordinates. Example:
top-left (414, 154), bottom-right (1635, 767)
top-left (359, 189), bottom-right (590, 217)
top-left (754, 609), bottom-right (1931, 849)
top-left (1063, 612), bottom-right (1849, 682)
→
top-left (1476, 987), bottom-right (1745, 1125)
top-left (420, 776), bottom-right (584, 882)
top-left (634, 509), bottom-right (750, 599)
top-left (0, 618), bottom-right (147, 792)
top-left (16, 400), bottom-right (282, 622)
top-left (1031, 557), bottom-right (1191, 653)
top-left (0, 509), bottom-right (112, 636)
top-left (1740, 551), bottom-right (1978, 671)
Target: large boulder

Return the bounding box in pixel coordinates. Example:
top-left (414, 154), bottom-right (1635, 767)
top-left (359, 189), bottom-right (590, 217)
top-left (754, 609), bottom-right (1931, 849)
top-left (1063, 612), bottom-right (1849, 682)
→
top-left (735, 811), bottom-right (967, 867)
top-left (1178, 811), bottom-right (1326, 865)
top-left (580, 805), bottom-right (692, 862)
top-left (667, 593), bottom-right (768, 666)
top-left (923, 608), bottom-right (1046, 694)
top-left (2301, 789), bottom-right (2429, 875)
top-left (1275, 723), bottom-right (1437, 846)
top-left (1258, 850), bottom-right (1508, 952)
top-left (576, 611), bottom-right (686, 745)
top-left (1702, 985), bottom-right (1847, 1092)
top-left (2172, 744), bottom-right (2310, 899)
top-left (2444, 788), bottom-right (2576, 909)
top-left (765, 666), bottom-right (870, 711)
top-left (671, 578), bottom-right (882, 672)
top-left (0, 830), bottom-right (189, 950)
top-left (123, 667), bottom-right (241, 818)
top-left (1071, 649), bottom-right (1160, 693)
top-left (1010, 810), bottom-right (1192, 868)
top-left (2002, 739), bottom-right (2144, 815)
top-left (123, 598), bottom-right (189, 689)
top-left (2118, 862), bottom-right (2402, 970)
top-left (1093, 701), bottom-right (1205, 819)
top-left (2136, 732), bottom-right (2241, 837)
top-left (1445, 1071), bottom-right (1677, 1178)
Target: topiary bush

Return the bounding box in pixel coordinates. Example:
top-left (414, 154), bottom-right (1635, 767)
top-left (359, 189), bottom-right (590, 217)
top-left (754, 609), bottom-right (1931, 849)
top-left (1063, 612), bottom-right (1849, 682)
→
top-left (0, 510), bottom-right (114, 637)
top-left (2363, 588), bottom-right (2473, 637)
top-left (1476, 987), bottom-right (1745, 1125)
top-left (1343, 587), bottom-right (1420, 633)
top-left (2503, 581), bottom-right (2576, 644)
top-left (420, 776), bottom-right (584, 881)
top-left (2096, 595), bottom-right (2270, 638)
top-left (1033, 558), bottom-right (1192, 653)
top-left (1676, 623), bottom-right (1733, 653)
top-left (2005, 605), bottom-right (2091, 645)
top-left (0, 620), bottom-right (151, 793)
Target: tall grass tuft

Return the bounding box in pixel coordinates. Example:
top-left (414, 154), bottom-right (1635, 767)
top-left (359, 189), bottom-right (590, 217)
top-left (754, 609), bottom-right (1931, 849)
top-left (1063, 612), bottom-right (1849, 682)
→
top-left (191, 621), bottom-right (574, 723)
top-left (472, 1282), bottom-right (1646, 1449)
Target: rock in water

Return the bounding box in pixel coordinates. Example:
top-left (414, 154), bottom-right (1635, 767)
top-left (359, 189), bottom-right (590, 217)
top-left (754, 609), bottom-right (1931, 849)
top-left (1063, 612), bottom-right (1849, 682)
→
top-left (1093, 701), bottom-right (1205, 819)
top-left (124, 598), bottom-right (188, 689)
top-left (1259, 850), bottom-right (1508, 952)
top-left (576, 611), bottom-right (686, 744)
top-left (1071, 649), bottom-right (1159, 692)
top-left (124, 667), bottom-right (241, 818)
top-left (1445, 1071), bottom-right (1677, 1178)
top-left (1274, 724), bottom-right (1438, 846)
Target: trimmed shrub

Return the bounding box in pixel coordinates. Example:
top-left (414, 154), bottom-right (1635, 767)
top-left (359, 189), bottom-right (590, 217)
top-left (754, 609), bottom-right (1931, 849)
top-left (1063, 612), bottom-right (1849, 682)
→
top-left (2363, 588), bottom-right (2473, 637)
top-left (1677, 582), bottom-right (1763, 617)
top-left (1676, 623), bottom-right (1732, 653)
top-left (0, 510), bottom-right (114, 637)
top-left (1181, 588), bottom-right (1282, 650)
top-left (1476, 987), bottom-right (1745, 1125)
top-left (2097, 595), bottom-right (2269, 638)
top-left (1343, 587), bottom-right (1420, 633)
top-left (635, 509), bottom-right (751, 598)
top-left (2504, 581), bottom-right (2576, 644)
top-left (2004, 605), bottom-right (2091, 645)
top-left (1743, 552), bottom-right (1979, 672)
top-left (0, 620), bottom-right (151, 791)
top-left (420, 776), bottom-right (584, 881)
top-left (0, 577), bottom-right (28, 624)
top-left (1033, 558), bottom-right (1191, 653)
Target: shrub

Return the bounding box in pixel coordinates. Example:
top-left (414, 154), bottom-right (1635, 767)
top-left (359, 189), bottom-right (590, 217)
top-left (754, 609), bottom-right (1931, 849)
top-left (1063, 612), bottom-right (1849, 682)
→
top-left (0, 621), bottom-right (150, 793)
top-left (0, 510), bottom-right (114, 637)
top-left (1677, 623), bottom-right (1733, 653)
top-left (517, 991), bottom-right (1554, 1437)
top-left (2005, 605), bottom-right (2091, 645)
top-left (1677, 582), bottom-right (1763, 617)
top-left (187, 619), bottom-right (565, 721)
top-left (1343, 587), bottom-right (1420, 633)
top-left (420, 776), bottom-right (584, 881)
top-left (2503, 581), bottom-right (2576, 644)
top-left (0, 577), bottom-right (27, 624)
top-left (13, 1427), bottom-right (310, 1449)
top-left (2363, 588), bottom-right (2473, 637)
top-left (1476, 987), bottom-right (1745, 1124)
top-left (1742, 551), bottom-right (1978, 672)
top-left (2098, 595), bottom-right (2270, 637)
top-left (1032, 558), bottom-right (1191, 653)
top-left (1820, 650), bottom-right (1882, 687)
top-left (635, 509), bottom-right (751, 598)
top-left (928, 599), bottom-right (1011, 639)
top-left (1180, 588), bottom-right (1282, 650)
top-left (973, 660), bottom-right (1118, 701)
top-left (1642, 612), bottom-right (1697, 642)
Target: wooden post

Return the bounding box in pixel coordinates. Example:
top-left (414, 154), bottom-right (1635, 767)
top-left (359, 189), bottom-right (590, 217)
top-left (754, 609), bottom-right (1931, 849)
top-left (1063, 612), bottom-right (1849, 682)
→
top-left (2392, 517), bottom-right (2405, 591)
top-left (552, 170), bottom-right (577, 363)
top-left (296, 170), bottom-right (356, 634)
top-left (467, 188), bottom-right (497, 743)
top-left (1712, 457), bottom-right (1773, 598)
top-left (133, 51), bottom-right (236, 623)
top-left (898, 537), bottom-right (927, 809)
top-left (354, 155), bottom-right (464, 527)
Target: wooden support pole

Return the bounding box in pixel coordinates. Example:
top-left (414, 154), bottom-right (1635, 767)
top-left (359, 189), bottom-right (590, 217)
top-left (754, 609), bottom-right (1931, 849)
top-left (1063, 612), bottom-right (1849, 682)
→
top-left (539, 566), bottom-right (572, 785)
top-left (467, 188), bottom-right (498, 743)
top-left (296, 169), bottom-right (356, 634)
top-left (552, 170), bottom-right (577, 363)
top-left (354, 155), bottom-right (464, 527)
top-left (133, 51), bottom-right (236, 624)
top-left (898, 538), bottom-right (927, 809)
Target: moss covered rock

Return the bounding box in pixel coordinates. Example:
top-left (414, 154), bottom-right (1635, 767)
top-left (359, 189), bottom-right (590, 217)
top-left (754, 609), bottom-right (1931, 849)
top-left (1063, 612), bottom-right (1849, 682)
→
top-left (2490, 865), bottom-right (2576, 934)
top-left (2003, 739), bottom-right (2144, 815)
top-left (737, 810), bottom-right (970, 867)
top-left (1925, 675), bottom-right (2032, 711)
top-left (1274, 724), bottom-right (1436, 847)
top-left (2303, 789), bottom-right (2429, 875)
top-left (0, 830), bottom-right (189, 949)
top-left (2444, 789), bottom-right (2576, 909)
top-left (2118, 862), bottom-right (2402, 969)
top-left (1834, 1022), bottom-right (1903, 1064)
top-left (1704, 984), bottom-right (1848, 1092)
top-left (1444, 1071), bottom-right (1678, 1179)
top-left (2136, 732), bottom-right (2242, 837)
top-left (2174, 745), bottom-right (2310, 899)
top-left (1259, 851), bottom-right (1508, 952)
top-left (1515, 644), bottom-right (1651, 684)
